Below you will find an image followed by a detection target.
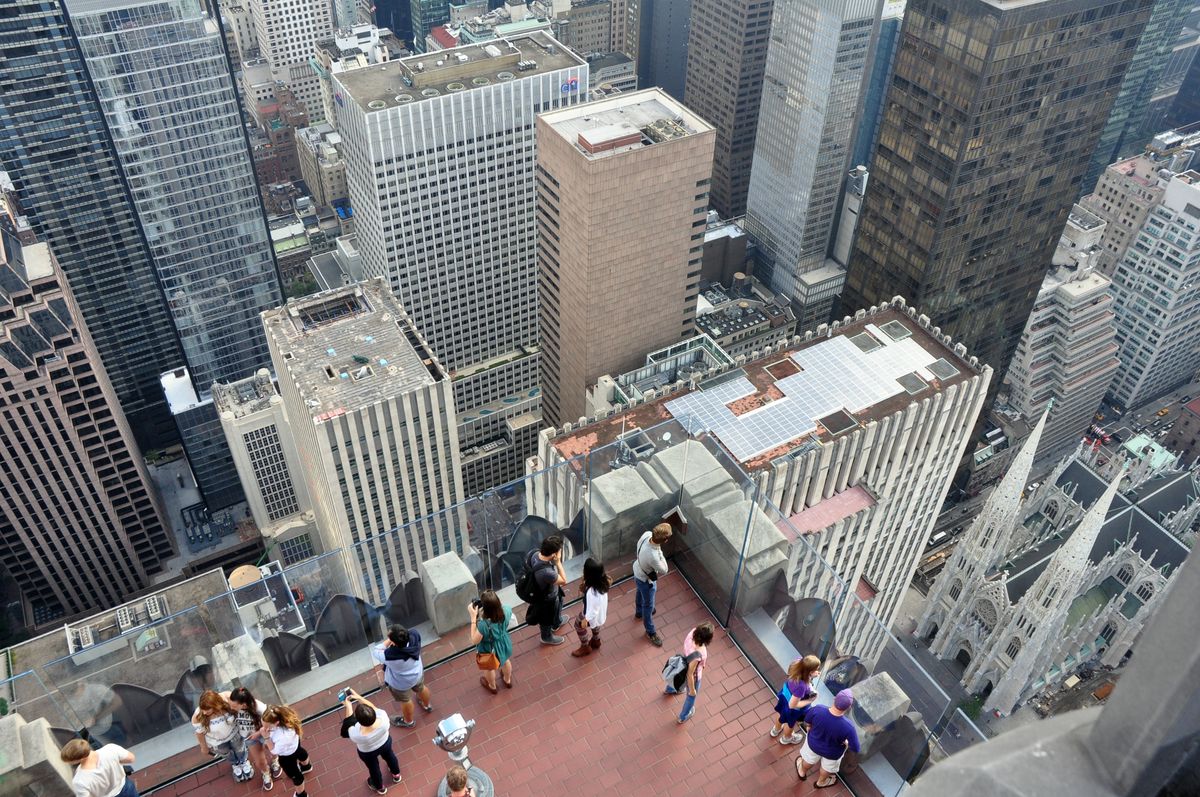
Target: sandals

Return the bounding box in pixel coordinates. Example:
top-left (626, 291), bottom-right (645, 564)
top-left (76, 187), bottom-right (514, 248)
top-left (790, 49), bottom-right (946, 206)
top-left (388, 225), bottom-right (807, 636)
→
top-left (480, 676), bottom-right (498, 694)
top-left (796, 757), bottom-right (807, 781)
top-left (814, 778), bottom-right (839, 789)
top-left (502, 673), bottom-right (513, 689)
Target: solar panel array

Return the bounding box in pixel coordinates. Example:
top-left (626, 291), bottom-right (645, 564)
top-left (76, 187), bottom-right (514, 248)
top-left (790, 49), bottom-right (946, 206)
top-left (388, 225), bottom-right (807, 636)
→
top-left (665, 323), bottom-right (942, 462)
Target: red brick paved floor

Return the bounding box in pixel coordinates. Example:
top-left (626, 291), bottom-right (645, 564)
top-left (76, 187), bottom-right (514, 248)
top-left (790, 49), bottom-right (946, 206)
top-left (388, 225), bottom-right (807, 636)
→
top-left (141, 574), bottom-right (858, 797)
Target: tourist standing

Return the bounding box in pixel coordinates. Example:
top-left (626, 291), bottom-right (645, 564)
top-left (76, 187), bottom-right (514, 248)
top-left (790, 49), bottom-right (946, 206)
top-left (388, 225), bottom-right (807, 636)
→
top-left (339, 688), bottom-right (402, 795)
top-left (371, 625), bottom-right (433, 728)
top-left (796, 689), bottom-right (861, 788)
top-left (570, 558), bottom-right (610, 658)
top-left (633, 523), bottom-right (671, 646)
top-left (227, 687), bottom-right (282, 790)
top-left (445, 765), bottom-right (474, 797)
top-left (60, 739), bottom-right (138, 797)
top-left (770, 655), bottom-right (820, 744)
top-left (191, 690), bottom-right (250, 782)
top-left (520, 535), bottom-right (567, 645)
top-left (469, 589), bottom-right (514, 693)
top-left (260, 705), bottom-right (312, 797)
top-left (665, 623), bottom-right (714, 723)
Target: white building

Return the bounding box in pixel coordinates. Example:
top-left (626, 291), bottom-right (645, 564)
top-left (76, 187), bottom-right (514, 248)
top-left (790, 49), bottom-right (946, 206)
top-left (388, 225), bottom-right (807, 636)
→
top-left (263, 280), bottom-right (465, 603)
top-left (332, 32), bottom-right (588, 494)
top-left (918, 413), bottom-right (1195, 715)
top-left (535, 298), bottom-right (991, 660)
top-left (744, 0), bottom-right (884, 325)
top-left (1108, 170), bottom-right (1200, 407)
top-left (212, 369), bottom-right (310, 538)
top-left (249, 0), bottom-right (335, 120)
top-left (313, 23), bottom-right (406, 126)
top-left (1005, 206), bottom-right (1120, 463)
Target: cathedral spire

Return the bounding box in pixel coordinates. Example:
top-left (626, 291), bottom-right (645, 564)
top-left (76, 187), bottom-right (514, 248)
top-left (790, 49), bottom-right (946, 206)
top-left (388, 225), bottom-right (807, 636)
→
top-left (985, 464), bottom-right (1126, 715)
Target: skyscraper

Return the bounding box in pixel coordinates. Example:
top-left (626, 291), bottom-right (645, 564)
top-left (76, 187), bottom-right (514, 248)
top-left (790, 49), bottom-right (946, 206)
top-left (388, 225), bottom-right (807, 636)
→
top-left (1080, 0), bottom-right (1191, 195)
top-left (332, 32), bottom-right (588, 493)
top-left (0, 182), bottom-right (174, 622)
top-left (1005, 208), bottom-right (1120, 463)
top-left (248, 0), bottom-right (336, 118)
top-left (843, 0), bottom-right (1154, 382)
top-left (626, 0), bottom-right (691, 99)
top-left (66, 0), bottom-right (283, 391)
top-left (1108, 170), bottom-right (1200, 407)
top-left (535, 89), bottom-right (714, 426)
top-left (0, 0), bottom-right (186, 449)
top-left (743, 0), bottom-right (883, 323)
top-left (409, 0), bottom-right (452, 53)
top-left (264, 280), bottom-right (464, 604)
top-left (850, 0), bottom-right (904, 171)
top-left (683, 0), bottom-right (774, 218)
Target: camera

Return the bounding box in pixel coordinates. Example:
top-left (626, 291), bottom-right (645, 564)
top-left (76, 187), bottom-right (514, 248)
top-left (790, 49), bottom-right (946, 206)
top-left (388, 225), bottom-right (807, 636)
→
top-left (470, 598), bottom-right (482, 610)
top-left (337, 687), bottom-right (353, 702)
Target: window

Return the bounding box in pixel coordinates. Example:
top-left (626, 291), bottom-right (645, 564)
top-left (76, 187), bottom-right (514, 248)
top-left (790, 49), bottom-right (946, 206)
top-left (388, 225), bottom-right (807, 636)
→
top-left (1136, 582), bottom-right (1154, 602)
top-left (1099, 623), bottom-right (1117, 644)
top-left (1005, 637), bottom-right (1021, 659)
top-left (948, 580), bottom-right (962, 601)
top-left (1116, 564), bottom-right (1134, 584)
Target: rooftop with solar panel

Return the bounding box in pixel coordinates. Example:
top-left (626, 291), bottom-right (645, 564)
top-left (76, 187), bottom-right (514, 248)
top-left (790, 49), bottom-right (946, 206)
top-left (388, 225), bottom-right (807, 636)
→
top-left (553, 302), bottom-right (981, 470)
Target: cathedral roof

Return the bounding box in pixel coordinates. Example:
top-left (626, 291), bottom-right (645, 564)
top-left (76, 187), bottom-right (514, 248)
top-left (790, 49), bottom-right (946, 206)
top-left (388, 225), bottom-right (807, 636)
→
top-left (1003, 463), bottom-right (1191, 603)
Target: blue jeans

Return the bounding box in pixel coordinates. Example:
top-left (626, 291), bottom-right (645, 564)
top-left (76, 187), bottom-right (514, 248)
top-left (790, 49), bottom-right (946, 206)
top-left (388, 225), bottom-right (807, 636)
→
top-left (635, 578), bottom-right (657, 635)
top-left (672, 676), bottom-right (700, 722)
top-left (117, 776), bottom-right (140, 797)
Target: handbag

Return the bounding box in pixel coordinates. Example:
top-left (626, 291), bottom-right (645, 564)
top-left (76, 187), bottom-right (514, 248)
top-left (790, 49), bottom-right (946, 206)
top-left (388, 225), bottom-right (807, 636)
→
top-left (475, 621), bottom-right (500, 671)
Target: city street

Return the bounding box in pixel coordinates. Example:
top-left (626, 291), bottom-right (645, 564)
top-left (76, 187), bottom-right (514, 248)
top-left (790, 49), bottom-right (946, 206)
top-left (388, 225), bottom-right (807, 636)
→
top-left (1097, 377), bottom-right (1200, 458)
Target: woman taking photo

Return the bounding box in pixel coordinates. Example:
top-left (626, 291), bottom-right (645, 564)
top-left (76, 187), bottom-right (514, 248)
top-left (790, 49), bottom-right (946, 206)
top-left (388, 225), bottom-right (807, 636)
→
top-left (468, 589), bottom-right (513, 694)
top-left (339, 688), bottom-right (402, 794)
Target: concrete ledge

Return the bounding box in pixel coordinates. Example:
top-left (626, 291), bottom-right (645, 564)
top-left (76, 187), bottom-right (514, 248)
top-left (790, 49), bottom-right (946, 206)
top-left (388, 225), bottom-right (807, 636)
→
top-left (419, 552), bottom-right (478, 635)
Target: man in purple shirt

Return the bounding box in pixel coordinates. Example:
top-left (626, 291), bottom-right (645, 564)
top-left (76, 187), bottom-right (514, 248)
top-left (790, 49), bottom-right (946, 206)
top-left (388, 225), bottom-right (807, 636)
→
top-left (796, 689), bottom-right (860, 788)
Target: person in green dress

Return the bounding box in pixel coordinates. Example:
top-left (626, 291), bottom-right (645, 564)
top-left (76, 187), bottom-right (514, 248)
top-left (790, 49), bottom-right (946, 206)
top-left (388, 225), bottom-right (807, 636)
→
top-left (469, 590), bottom-right (513, 694)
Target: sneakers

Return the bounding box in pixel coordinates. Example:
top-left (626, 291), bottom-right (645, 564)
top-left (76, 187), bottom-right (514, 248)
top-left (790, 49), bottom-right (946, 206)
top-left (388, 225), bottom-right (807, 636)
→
top-left (634, 609), bottom-right (657, 619)
top-left (678, 708), bottom-right (695, 724)
top-left (270, 762), bottom-right (282, 778)
top-left (419, 702), bottom-right (434, 713)
top-left (770, 726), bottom-right (783, 738)
top-left (368, 779), bottom-right (387, 795)
top-left (261, 772), bottom-right (273, 791)
top-left (780, 733), bottom-right (803, 745)
top-left (298, 762), bottom-right (313, 775)
top-left (647, 632), bottom-right (663, 647)
top-left (554, 616), bottom-right (568, 629)
top-left (233, 762), bottom-right (253, 782)
top-left (392, 717), bottom-right (415, 728)
top-left (391, 773), bottom-right (403, 784)
top-left (541, 634), bottom-right (565, 646)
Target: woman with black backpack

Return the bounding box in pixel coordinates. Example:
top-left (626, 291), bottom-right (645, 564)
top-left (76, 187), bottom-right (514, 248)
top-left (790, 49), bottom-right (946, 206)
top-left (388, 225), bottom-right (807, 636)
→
top-left (469, 590), bottom-right (513, 694)
top-left (664, 623), bottom-right (714, 724)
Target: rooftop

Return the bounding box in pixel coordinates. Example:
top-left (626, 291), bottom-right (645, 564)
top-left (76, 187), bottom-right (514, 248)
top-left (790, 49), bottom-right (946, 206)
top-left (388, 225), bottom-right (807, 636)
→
top-left (334, 31), bottom-right (583, 111)
top-left (553, 304), bottom-right (979, 470)
top-left (211, 369), bottom-right (278, 420)
top-left (262, 279), bottom-right (446, 418)
top-left (139, 576), bottom-right (860, 797)
top-left (539, 88), bottom-right (713, 161)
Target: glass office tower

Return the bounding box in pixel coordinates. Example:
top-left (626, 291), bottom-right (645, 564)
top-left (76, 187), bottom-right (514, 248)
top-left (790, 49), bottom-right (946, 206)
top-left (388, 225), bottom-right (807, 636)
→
top-left (67, 0), bottom-right (283, 389)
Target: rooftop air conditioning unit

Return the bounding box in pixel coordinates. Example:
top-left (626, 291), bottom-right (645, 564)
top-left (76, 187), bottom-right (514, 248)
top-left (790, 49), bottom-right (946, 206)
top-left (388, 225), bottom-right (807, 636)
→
top-left (116, 606), bottom-right (136, 632)
top-left (77, 626), bottom-right (95, 648)
top-left (145, 595), bottom-right (165, 621)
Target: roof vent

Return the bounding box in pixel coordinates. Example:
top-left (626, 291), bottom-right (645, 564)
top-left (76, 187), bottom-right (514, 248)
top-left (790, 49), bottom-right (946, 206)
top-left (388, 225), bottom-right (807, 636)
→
top-left (447, 81), bottom-right (466, 91)
top-left (367, 100), bottom-right (387, 109)
top-left (395, 94), bottom-right (413, 102)
top-left (497, 71), bottom-right (515, 80)
top-left (472, 76), bottom-right (490, 86)
top-left (421, 88), bottom-right (440, 97)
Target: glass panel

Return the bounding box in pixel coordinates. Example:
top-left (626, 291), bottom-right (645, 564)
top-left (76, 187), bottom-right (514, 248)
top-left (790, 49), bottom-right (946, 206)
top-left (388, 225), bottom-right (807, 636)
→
top-left (0, 670), bottom-right (84, 741)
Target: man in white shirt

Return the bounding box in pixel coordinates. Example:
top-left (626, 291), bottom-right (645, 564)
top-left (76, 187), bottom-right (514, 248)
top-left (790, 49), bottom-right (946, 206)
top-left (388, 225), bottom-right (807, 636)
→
top-left (633, 523), bottom-right (671, 646)
top-left (60, 738), bottom-right (138, 797)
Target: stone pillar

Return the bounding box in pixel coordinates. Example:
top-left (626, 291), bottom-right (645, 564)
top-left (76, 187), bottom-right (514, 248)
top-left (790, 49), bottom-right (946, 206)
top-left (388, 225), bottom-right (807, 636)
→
top-left (419, 552), bottom-right (478, 635)
top-left (0, 714), bottom-right (74, 796)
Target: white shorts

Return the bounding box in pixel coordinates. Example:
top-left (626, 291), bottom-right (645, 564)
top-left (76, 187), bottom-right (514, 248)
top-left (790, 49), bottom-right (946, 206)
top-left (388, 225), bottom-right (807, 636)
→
top-left (799, 739), bottom-right (843, 774)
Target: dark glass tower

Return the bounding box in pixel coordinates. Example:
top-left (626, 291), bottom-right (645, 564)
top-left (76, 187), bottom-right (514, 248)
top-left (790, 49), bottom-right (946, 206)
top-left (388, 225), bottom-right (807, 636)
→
top-left (842, 0), bottom-right (1154, 382)
top-left (1080, 0), bottom-right (1190, 194)
top-left (683, 0), bottom-right (775, 218)
top-left (0, 0), bottom-right (185, 449)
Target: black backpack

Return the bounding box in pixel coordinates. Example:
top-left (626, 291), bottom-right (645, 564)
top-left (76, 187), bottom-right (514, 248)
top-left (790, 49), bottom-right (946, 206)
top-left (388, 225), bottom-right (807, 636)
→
top-left (515, 553), bottom-right (555, 603)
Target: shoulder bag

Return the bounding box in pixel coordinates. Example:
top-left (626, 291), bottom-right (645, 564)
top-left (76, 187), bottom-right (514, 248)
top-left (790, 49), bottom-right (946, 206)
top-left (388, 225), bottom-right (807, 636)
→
top-left (476, 620), bottom-right (500, 671)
